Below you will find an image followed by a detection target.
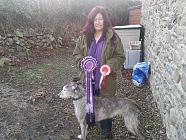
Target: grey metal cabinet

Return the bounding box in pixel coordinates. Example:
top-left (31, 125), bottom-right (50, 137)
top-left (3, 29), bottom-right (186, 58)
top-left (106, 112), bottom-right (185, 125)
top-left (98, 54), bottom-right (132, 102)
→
top-left (113, 24), bottom-right (144, 69)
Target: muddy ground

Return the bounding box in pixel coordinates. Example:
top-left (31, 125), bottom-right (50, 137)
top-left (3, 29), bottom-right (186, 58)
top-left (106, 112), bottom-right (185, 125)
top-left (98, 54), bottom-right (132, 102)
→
top-left (0, 48), bottom-right (167, 140)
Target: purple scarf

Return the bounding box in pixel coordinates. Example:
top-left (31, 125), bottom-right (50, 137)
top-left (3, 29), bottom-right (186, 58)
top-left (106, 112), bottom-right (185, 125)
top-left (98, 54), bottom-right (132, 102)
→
top-left (88, 35), bottom-right (104, 90)
top-left (80, 35), bottom-right (104, 124)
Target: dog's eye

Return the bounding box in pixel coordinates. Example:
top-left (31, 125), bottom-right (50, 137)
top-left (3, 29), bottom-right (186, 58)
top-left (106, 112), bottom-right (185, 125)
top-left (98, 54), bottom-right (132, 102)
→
top-left (77, 82), bottom-right (82, 85)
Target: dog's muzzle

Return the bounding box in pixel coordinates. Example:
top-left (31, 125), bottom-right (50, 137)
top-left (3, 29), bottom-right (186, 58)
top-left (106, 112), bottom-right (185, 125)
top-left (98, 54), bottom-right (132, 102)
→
top-left (58, 92), bottom-right (63, 98)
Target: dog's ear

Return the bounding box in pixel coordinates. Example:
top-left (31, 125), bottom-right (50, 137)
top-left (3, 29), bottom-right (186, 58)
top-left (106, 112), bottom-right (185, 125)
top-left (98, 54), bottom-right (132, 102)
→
top-left (72, 77), bottom-right (82, 86)
top-left (72, 77), bottom-right (80, 82)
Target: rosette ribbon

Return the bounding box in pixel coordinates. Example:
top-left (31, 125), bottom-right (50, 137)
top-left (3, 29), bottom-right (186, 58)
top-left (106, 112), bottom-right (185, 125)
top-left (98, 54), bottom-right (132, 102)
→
top-left (99, 64), bottom-right (111, 91)
top-left (81, 56), bottom-right (97, 124)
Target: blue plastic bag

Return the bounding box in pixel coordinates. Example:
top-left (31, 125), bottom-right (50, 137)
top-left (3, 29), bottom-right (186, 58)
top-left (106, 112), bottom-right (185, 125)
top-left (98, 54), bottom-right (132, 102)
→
top-left (132, 62), bottom-right (150, 87)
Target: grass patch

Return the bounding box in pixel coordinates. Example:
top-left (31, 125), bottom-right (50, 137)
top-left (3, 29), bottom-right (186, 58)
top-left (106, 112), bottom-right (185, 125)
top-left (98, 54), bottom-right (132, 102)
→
top-left (16, 68), bottom-right (44, 84)
top-left (15, 63), bottom-right (73, 84)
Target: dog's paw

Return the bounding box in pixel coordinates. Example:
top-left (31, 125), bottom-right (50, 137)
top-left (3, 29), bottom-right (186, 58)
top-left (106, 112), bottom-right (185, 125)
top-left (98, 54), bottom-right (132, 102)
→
top-left (78, 134), bottom-right (83, 139)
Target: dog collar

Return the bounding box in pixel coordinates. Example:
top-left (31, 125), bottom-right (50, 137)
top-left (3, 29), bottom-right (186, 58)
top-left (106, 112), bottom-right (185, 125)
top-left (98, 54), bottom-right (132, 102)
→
top-left (72, 95), bottom-right (84, 101)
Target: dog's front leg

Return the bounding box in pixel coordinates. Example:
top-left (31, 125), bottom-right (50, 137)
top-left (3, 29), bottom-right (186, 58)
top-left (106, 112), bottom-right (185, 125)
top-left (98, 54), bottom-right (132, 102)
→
top-left (78, 121), bottom-right (88, 140)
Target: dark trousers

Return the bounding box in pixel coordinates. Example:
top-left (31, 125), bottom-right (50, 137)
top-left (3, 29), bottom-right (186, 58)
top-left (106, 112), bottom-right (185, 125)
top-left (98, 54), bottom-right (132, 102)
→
top-left (100, 119), bottom-right (112, 135)
top-left (94, 89), bottom-right (112, 135)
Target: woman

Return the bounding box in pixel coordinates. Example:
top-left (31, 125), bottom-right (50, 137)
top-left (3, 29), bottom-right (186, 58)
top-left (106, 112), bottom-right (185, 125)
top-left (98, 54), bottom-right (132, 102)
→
top-left (73, 6), bottom-right (125, 139)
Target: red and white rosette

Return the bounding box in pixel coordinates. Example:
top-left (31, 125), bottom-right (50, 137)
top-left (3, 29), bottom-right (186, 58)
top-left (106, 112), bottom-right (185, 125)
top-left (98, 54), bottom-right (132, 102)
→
top-left (99, 64), bottom-right (111, 91)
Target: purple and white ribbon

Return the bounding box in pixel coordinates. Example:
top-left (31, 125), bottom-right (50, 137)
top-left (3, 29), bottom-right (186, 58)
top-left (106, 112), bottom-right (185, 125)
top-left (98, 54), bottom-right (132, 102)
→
top-left (81, 56), bottom-right (97, 124)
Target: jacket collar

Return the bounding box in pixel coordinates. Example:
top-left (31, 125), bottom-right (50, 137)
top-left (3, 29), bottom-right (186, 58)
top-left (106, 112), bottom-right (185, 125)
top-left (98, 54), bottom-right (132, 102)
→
top-left (106, 28), bottom-right (114, 40)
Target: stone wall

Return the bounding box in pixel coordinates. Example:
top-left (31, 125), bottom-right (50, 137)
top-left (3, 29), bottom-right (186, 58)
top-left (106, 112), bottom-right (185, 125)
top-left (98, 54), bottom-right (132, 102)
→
top-left (0, 28), bottom-right (59, 52)
top-left (141, 0), bottom-right (186, 139)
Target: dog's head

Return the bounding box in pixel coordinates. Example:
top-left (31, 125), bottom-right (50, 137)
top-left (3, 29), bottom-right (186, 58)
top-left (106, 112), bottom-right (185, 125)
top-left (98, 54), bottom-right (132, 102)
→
top-left (58, 82), bottom-right (84, 99)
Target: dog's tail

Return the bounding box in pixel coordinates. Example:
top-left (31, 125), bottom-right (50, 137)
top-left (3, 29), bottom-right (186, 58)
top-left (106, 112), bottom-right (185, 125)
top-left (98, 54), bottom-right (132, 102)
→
top-left (123, 103), bottom-right (146, 140)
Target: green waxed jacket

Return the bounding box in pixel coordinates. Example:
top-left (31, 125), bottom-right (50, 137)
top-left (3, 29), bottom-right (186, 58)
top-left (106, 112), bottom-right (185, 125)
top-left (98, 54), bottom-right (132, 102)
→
top-left (73, 28), bottom-right (125, 97)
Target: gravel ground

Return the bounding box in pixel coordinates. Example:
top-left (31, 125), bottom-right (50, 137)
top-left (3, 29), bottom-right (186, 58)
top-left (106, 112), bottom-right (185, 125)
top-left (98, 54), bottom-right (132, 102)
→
top-left (0, 49), bottom-right (167, 140)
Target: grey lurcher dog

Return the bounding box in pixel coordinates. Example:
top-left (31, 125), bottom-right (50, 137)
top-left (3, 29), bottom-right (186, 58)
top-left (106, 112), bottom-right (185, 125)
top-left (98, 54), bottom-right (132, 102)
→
top-left (58, 82), bottom-right (146, 140)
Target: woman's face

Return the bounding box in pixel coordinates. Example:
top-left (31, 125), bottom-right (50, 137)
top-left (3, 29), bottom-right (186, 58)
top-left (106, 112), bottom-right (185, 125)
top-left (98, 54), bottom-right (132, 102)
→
top-left (94, 13), bottom-right (104, 32)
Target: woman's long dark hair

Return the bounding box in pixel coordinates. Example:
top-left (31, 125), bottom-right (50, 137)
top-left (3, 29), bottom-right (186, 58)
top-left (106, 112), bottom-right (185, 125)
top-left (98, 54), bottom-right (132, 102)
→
top-left (81, 6), bottom-right (112, 47)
